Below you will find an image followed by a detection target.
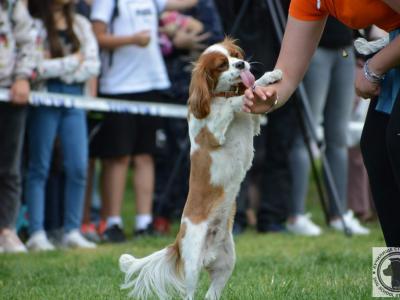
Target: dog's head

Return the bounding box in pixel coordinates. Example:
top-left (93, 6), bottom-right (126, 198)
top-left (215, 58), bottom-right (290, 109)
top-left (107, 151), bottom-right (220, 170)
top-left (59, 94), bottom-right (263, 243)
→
top-left (188, 38), bottom-right (255, 119)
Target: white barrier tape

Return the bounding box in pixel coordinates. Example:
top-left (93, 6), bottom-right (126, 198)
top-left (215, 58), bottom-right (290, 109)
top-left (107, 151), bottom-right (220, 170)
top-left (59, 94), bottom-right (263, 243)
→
top-left (0, 88), bottom-right (188, 119)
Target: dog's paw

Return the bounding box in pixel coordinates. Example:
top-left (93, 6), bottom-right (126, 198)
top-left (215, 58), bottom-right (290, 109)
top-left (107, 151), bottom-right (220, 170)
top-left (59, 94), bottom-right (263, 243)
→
top-left (354, 37), bottom-right (389, 55)
top-left (255, 69), bottom-right (283, 86)
top-left (119, 254), bottom-right (135, 273)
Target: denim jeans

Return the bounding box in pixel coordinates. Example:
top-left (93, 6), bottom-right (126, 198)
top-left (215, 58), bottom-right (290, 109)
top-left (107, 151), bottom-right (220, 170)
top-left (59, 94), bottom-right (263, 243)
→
top-left (289, 47), bottom-right (355, 217)
top-left (26, 80), bottom-right (88, 234)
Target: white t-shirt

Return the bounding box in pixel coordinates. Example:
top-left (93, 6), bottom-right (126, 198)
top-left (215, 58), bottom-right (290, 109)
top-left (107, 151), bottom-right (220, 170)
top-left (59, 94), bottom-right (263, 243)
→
top-left (91, 0), bottom-right (170, 94)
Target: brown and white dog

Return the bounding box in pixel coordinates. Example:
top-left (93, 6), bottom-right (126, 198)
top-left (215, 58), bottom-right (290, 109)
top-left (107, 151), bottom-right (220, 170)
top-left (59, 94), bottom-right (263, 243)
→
top-left (119, 38), bottom-right (282, 300)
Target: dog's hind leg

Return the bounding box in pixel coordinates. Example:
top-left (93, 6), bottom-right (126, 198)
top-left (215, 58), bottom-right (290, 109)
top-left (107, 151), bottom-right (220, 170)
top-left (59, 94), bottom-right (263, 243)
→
top-left (181, 219), bottom-right (208, 300)
top-left (204, 233), bottom-right (236, 300)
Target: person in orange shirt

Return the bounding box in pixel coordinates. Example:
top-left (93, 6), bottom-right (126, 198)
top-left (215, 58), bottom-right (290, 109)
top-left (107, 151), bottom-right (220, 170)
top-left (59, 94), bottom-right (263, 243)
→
top-left (244, 0), bottom-right (400, 247)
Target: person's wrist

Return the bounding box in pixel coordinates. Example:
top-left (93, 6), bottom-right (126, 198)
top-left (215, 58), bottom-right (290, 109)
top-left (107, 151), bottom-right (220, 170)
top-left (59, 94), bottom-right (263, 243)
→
top-left (363, 59), bottom-right (385, 84)
top-left (368, 58), bottom-right (385, 77)
top-left (363, 59), bottom-right (384, 84)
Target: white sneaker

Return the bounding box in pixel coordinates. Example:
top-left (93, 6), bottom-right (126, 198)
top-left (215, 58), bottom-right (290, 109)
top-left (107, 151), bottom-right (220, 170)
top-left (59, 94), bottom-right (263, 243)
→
top-left (0, 229), bottom-right (27, 253)
top-left (62, 230), bottom-right (96, 249)
top-left (330, 210), bottom-right (370, 235)
top-left (26, 230), bottom-right (56, 251)
top-left (287, 214), bottom-right (322, 236)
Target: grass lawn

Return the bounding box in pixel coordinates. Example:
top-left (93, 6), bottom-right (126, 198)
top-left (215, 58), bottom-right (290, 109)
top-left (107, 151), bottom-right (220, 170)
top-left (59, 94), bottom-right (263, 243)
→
top-left (0, 172), bottom-right (385, 299)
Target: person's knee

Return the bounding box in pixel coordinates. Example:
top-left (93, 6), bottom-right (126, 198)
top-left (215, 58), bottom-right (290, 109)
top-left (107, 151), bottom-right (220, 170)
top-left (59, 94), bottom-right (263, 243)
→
top-left (27, 161), bottom-right (50, 182)
top-left (65, 159), bottom-right (88, 184)
top-left (133, 154), bottom-right (153, 168)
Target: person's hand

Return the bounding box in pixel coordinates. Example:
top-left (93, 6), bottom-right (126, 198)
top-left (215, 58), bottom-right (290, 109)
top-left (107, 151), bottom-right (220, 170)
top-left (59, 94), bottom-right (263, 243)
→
top-left (73, 51), bottom-right (85, 64)
top-left (132, 30), bottom-right (151, 47)
top-left (355, 64), bottom-right (381, 99)
top-left (172, 29), bottom-right (211, 51)
top-left (10, 78), bottom-right (30, 105)
top-left (243, 85), bottom-right (278, 114)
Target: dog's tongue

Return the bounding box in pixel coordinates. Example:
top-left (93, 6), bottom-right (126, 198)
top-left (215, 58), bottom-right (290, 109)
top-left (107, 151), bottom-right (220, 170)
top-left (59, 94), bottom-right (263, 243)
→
top-left (240, 70), bottom-right (255, 88)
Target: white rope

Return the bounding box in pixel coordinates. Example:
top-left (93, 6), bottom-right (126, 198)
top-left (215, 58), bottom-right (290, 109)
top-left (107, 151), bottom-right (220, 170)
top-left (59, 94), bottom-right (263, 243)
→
top-left (0, 88), bottom-right (188, 119)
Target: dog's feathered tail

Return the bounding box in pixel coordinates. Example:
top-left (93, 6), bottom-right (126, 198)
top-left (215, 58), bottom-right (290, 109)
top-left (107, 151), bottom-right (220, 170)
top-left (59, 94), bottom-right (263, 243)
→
top-left (119, 244), bottom-right (185, 299)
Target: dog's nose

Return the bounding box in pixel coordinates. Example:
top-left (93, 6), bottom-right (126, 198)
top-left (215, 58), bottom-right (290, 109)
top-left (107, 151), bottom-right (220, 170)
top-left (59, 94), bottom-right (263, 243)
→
top-left (233, 61), bottom-right (245, 70)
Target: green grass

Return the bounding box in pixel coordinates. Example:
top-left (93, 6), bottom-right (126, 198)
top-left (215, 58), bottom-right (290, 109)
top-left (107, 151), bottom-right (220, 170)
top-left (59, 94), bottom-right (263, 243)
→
top-left (0, 171), bottom-right (385, 299)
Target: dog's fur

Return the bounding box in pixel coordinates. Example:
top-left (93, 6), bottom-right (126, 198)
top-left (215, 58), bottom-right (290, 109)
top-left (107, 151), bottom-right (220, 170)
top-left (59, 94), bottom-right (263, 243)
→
top-left (119, 38), bottom-right (282, 300)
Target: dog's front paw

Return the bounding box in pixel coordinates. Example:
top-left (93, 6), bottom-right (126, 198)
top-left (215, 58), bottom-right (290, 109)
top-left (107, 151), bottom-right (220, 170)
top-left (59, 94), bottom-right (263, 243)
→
top-left (354, 37), bottom-right (389, 55)
top-left (255, 69), bottom-right (283, 86)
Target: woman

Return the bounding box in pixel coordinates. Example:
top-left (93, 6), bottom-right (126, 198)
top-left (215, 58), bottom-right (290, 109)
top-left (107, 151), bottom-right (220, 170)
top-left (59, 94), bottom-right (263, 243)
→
top-left (25, 0), bottom-right (100, 251)
top-left (244, 0), bottom-right (400, 245)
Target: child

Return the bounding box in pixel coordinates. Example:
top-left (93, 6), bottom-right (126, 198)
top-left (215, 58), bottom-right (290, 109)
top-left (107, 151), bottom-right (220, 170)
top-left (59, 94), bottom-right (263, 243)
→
top-left (25, 0), bottom-right (100, 251)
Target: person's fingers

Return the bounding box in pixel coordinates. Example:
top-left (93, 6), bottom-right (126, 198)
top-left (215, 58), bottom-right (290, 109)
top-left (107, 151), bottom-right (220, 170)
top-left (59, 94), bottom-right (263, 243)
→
top-left (244, 89), bottom-right (254, 100)
top-left (244, 99), bottom-right (254, 107)
top-left (242, 105), bottom-right (251, 113)
top-left (194, 32), bottom-right (211, 42)
top-left (254, 87), bottom-right (267, 100)
top-left (193, 43), bottom-right (207, 50)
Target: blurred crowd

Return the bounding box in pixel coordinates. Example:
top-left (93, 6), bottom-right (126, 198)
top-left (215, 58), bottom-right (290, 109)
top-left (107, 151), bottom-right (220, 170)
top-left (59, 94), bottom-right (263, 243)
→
top-left (0, 0), bottom-right (383, 253)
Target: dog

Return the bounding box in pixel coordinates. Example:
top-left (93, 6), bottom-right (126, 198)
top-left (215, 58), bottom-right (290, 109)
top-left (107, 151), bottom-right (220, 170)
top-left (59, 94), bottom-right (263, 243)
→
top-left (119, 38), bottom-right (282, 300)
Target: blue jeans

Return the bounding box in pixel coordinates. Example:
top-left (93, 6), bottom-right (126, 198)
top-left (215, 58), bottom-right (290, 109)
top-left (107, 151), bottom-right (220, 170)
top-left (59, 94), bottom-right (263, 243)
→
top-left (289, 47), bottom-right (355, 217)
top-left (26, 80), bottom-right (88, 234)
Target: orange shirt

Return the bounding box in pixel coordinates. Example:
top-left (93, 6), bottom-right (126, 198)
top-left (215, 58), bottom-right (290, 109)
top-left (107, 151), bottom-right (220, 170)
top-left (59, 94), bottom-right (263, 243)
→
top-left (289, 0), bottom-right (400, 32)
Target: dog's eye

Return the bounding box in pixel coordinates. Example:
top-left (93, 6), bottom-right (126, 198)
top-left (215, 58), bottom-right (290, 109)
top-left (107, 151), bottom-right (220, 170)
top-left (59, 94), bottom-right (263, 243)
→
top-left (217, 61), bottom-right (228, 69)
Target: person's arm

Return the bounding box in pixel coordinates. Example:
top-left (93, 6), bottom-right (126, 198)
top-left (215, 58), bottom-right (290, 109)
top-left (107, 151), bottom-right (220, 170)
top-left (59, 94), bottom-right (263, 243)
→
top-left (243, 16), bottom-right (327, 114)
top-left (61, 16), bottom-right (100, 83)
top-left (91, 21), bottom-right (150, 50)
top-left (11, 1), bottom-right (36, 105)
top-left (355, 35), bottom-right (400, 99)
top-left (164, 0), bottom-right (198, 11)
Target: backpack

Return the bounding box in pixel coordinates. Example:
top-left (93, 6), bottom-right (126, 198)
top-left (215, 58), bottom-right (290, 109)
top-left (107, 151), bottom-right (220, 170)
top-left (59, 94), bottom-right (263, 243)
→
top-left (108, 0), bottom-right (119, 66)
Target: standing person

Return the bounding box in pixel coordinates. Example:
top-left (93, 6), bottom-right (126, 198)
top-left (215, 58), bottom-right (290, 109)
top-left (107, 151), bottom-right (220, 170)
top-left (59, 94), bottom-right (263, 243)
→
top-left (0, 0), bottom-right (36, 253)
top-left (25, 0), bottom-right (100, 251)
top-left (287, 18), bottom-right (369, 236)
top-left (90, 0), bottom-right (198, 242)
top-left (243, 0), bottom-right (400, 245)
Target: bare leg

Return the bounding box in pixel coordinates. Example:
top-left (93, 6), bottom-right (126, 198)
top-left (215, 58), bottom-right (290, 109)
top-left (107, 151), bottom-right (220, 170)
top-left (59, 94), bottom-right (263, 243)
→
top-left (132, 154), bottom-right (154, 215)
top-left (101, 156), bottom-right (130, 219)
top-left (82, 159), bottom-right (96, 224)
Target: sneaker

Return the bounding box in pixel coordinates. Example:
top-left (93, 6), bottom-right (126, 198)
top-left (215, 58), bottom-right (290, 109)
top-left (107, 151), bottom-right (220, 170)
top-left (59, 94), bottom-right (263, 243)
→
top-left (97, 219), bottom-right (107, 236)
top-left (26, 230), bottom-right (55, 252)
top-left (134, 224), bottom-right (156, 238)
top-left (153, 217), bottom-right (171, 235)
top-left (330, 210), bottom-right (370, 235)
top-left (102, 224), bottom-right (126, 243)
top-left (81, 223), bottom-right (101, 243)
top-left (287, 214), bottom-right (322, 236)
top-left (0, 229), bottom-right (28, 253)
top-left (257, 222), bottom-right (287, 233)
top-left (63, 230), bottom-right (97, 249)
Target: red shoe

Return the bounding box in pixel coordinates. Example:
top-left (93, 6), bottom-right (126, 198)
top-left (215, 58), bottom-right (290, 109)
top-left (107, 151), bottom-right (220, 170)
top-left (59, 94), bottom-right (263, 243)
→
top-left (81, 223), bottom-right (100, 243)
top-left (153, 217), bottom-right (171, 235)
top-left (97, 219), bottom-right (107, 236)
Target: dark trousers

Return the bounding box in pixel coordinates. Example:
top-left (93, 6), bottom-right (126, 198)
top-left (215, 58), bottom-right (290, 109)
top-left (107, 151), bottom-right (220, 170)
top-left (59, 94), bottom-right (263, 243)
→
top-left (361, 95), bottom-right (400, 247)
top-left (0, 103), bottom-right (27, 229)
top-left (257, 100), bottom-right (297, 229)
top-left (154, 118), bottom-right (190, 219)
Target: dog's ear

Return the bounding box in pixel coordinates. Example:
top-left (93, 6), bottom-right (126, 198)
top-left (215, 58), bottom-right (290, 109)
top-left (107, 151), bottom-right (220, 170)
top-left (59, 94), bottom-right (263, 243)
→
top-left (188, 62), bottom-right (212, 119)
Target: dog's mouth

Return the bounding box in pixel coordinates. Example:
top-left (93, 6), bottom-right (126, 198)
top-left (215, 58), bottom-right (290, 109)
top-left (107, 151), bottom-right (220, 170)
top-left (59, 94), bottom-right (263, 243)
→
top-left (239, 69), bottom-right (255, 88)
